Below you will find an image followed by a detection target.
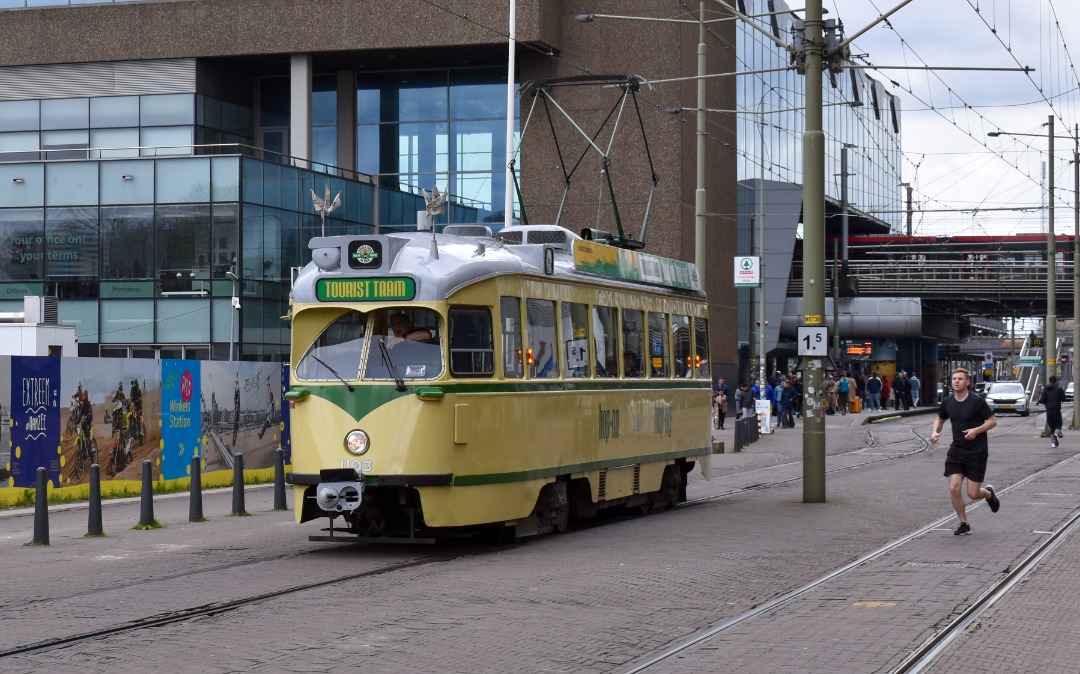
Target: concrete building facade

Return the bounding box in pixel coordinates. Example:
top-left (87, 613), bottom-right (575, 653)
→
top-left (0, 1), bottom-right (738, 374)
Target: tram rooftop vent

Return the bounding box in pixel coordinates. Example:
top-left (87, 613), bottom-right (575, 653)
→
top-left (443, 224), bottom-right (493, 238)
top-left (496, 225), bottom-right (578, 252)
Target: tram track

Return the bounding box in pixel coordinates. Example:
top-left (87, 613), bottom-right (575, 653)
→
top-left (621, 435), bottom-right (1080, 674)
top-left (892, 504), bottom-right (1080, 672)
top-left (0, 414), bottom-right (1058, 666)
top-left (0, 544), bottom-right (486, 659)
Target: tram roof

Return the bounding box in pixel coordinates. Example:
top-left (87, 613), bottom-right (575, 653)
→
top-left (290, 224), bottom-right (705, 304)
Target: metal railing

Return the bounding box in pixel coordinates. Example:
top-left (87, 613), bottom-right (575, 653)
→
top-left (789, 259), bottom-right (1074, 298)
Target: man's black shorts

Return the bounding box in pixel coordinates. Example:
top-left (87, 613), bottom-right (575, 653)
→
top-left (944, 450), bottom-right (988, 483)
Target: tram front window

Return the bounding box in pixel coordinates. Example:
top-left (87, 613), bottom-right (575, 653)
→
top-left (295, 310), bottom-right (367, 382)
top-left (364, 307), bottom-right (443, 381)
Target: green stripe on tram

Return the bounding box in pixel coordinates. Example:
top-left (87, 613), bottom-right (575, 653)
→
top-left (304, 379), bottom-right (710, 418)
top-left (451, 447), bottom-right (708, 486)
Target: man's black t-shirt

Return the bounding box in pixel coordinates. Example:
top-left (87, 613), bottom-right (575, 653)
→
top-left (938, 393), bottom-right (994, 457)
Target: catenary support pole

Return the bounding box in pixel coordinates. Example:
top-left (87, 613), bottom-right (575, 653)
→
top-left (801, 0), bottom-right (827, 503)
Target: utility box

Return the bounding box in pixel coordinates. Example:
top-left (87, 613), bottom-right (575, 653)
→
top-left (0, 296), bottom-right (76, 356)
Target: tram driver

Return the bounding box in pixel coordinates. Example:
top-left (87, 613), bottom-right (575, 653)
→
top-left (389, 312), bottom-right (432, 344)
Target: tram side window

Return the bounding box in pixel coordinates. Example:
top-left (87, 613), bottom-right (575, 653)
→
top-left (622, 309), bottom-right (644, 378)
top-left (500, 296), bottom-right (523, 379)
top-left (594, 305), bottom-right (618, 377)
top-left (648, 311), bottom-right (670, 377)
top-left (448, 306), bottom-right (495, 377)
top-left (526, 298), bottom-right (558, 378)
top-left (295, 310), bottom-right (366, 382)
top-left (672, 314), bottom-right (692, 378)
top-left (561, 302), bottom-right (590, 378)
top-left (694, 317), bottom-right (709, 379)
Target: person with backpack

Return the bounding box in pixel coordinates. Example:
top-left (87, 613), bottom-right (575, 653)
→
top-left (837, 372), bottom-right (850, 415)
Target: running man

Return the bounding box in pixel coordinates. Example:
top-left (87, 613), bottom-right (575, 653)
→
top-left (930, 367), bottom-right (1000, 535)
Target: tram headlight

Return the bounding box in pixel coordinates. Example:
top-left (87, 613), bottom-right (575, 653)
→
top-left (344, 429), bottom-right (369, 455)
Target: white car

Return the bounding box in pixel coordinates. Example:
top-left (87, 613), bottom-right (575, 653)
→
top-left (1067, 381), bottom-right (1075, 402)
top-left (984, 382), bottom-right (1030, 416)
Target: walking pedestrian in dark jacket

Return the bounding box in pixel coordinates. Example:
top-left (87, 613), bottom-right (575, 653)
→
top-left (1038, 376), bottom-right (1067, 447)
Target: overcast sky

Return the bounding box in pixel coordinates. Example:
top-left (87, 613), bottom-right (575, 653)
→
top-left (822, 0), bottom-right (1080, 236)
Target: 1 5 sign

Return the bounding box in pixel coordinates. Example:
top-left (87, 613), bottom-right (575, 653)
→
top-left (797, 326), bottom-right (829, 356)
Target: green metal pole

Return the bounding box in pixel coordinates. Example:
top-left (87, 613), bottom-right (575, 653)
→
top-left (695, 1), bottom-right (707, 287)
top-left (1047, 115), bottom-right (1057, 401)
top-left (1073, 126), bottom-right (1079, 429)
top-left (802, 0), bottom-right (826, 502)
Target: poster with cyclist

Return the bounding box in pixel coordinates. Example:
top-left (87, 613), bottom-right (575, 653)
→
top-left (59, 358), bottom-right (161, 485)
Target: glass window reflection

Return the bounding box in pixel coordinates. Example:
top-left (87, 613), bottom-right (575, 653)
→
top-left (0, 100), bottom-right (39, 132)
top-left (0, 208), bottom-right (45, 280)
top-left (45, 206), bottom-right (98, 281)
top-left (100, 205), bottom-right (153, 279)
top-left (41, 98), bottom-right (89, 130)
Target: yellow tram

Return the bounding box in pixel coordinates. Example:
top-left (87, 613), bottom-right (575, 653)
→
top-left (285, 224), bottom-right (712, 541)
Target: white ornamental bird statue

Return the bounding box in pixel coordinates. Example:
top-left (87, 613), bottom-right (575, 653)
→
top-left (311, 186), bottom-right (342, 236)
top-left (422, 185), bottom-right (448, 216)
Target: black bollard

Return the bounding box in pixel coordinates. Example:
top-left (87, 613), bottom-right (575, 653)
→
top-left (231, 452), bottom-right (246, 515)
top-left (139, 459), bottom-right (154, 527)
top-left (32, 467), bottom-right (49, 545)
top-left (87, 463), bottom-right (103, 536)
top-left (733, 418), bottom-right (742, 453)
top-left (189, 455), bottom-right (204, 522)
top-left (273, 448), bottom-right (287, 511)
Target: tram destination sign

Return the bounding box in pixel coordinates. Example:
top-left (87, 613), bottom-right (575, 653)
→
top-left (316, 277), bottom-right (416, 302)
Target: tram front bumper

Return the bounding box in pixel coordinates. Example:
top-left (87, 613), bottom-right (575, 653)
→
top-left (316, 480), bottom-right (363, 512)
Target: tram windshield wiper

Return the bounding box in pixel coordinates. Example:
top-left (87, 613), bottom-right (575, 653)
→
top-left (310, 354), bottom-right (355, 392)
top-left (379, 338), bottom-right (409, 392)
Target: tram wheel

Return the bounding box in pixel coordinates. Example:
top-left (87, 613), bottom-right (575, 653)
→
top-left (553, 504), bottom-right (569, 533)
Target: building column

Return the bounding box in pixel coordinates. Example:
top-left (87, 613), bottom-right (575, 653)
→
top-left (290, 54), bottom-right (312, 168)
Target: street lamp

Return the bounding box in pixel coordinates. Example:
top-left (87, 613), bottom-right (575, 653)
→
top-left (987, 117), bottom-right (1080, 422)
top-left (226, 270), bottom-right (240, 361)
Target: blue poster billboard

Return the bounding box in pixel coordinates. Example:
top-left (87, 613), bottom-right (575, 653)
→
top-left (9, 357), bottom-right (61, 488)
top-left (161, 359), bottom-right (201, 480)
top-left (279, 363), bottom-right (291, 464)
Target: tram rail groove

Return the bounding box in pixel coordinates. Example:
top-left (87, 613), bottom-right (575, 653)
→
top-left (893, 505), bottom-right (1080, 673)
top-left (622, 443), bottom-right (1080, 674)
top-left (0, 547), bottom-right (481, 659)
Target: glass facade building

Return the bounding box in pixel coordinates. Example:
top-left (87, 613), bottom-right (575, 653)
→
top-left (0, 64), bottom-right (515, 360)
top-left (735, 0), bottom-right (903, 230)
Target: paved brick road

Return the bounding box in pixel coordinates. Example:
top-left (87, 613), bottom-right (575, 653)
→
top-left (0, 407), bottom-right (1075, 673)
